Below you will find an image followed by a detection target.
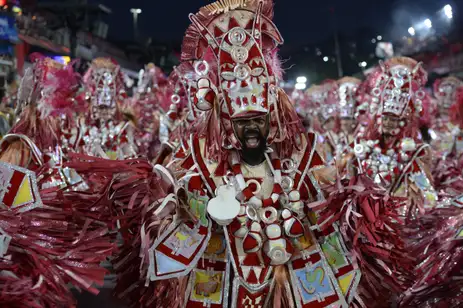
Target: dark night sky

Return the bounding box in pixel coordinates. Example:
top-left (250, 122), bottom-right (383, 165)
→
top-left (80, 0), bottom-right (458, 44)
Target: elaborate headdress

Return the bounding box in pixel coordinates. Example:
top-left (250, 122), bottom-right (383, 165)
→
top-left (317, 79), bottom-right (338, 123)
top-left (363, 57), bottom-right (428, 140)
top-left (371, 57), bottom-right (427, 119)
top-left (10, 54), bottom-right (82, 151)
top-left (337, 77), bottom-right (361, 119)
top-left (136, 63), bottom-right (167, 96)
top-left (183, 0), bottom-right (302, 155)
top-left (16, 53), bottom-right (81, 118)
top-left (157, 62), bottom-right (202, 149)
top-left (83, 57), bottom-right (126, 119)
top-left (433, 76), bottom-right (462, 110)
top-left (162, 63), bottom-right (199, 128)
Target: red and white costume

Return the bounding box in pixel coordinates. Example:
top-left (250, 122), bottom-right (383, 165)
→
top-left (67, 58), bottom-right (138, 160)
top-left (131, 63), bottom-right (169, 159)
top-left (0, 55), bottom-right (114, 307)
top-left (127, 1), bottom-right (360, 307)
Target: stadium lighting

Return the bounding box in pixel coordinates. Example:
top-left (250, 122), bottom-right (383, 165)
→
top-left (295, 83), bottom-right (306, 90)
top-left (424, 18), bottom-right (432, 29)
top-left (323, 56), bottom-right (329, 62)
top-left (444, 5), bottom-right (453, 19)
top-left (296, 76), bottom-right (307, 83)
top-left (408, 27), bottom-right (416, 36)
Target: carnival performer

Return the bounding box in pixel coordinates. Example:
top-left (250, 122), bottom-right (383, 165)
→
top-left (154, 62), bottom-right (202, 166)
top-left (0, 54), bottom-right (115, 307)
top-left (352, 57), bottom-right (436, 205)
top-left (313, 57), bottom-right (442, 307)
top-left (304, 84), bottom-right (323, 134)
top-left (291, 88), bottom-right (311, 131)
top-left (429, 76), bottom-right (463, 195)
top-left (335, 77), bottom-right (363, 156)
top-left (0, 54), bottom-right (85, 185)
top-left (430, 76), bottom-right (463, 157)
top-left (315, 80), bottom-right (339, 162)
top-left (73, 57), bottom-right (137, 160)
top-left (303, 82), bottom-right (339, 162)
top-left (129, 0), bottom-right (362, 306)
top-left (132, 63), bottom-right (169, 159)
top-left (65, 1), bottom-right (363, 307)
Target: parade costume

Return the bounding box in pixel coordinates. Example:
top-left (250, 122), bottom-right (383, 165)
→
top-left (430, 77), bottom-right (463, 195)
top-left (0, 55), bottom-right (115, 307)
top-left (335, 77), bottom-right (364, 156)
top-left (311, 57), bottom-right (445, 306)
top-left (430, 76), bottom-right (463, 157)
top-left (291, 89), bottom-right (311, 131)
top-left (72, 58), bottom-right (138, 160)
top-left (63, 1), bottom-right (365, 307)
top-left (1, 54), bottom-right (86, 187)
top-left (106, 1), bottom-right (361, 307)
top-left (352, 57), bottom-right (436, 207)
top-left (154, 62), bottom-right (201, 166)
top-left (8, 3), bottom-right (458, 308)
top-left (133, 63), bottom-right (169, 160)
top-left (307, 81), bottom-right (339, 162)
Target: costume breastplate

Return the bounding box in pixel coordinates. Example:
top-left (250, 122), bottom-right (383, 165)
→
top-left (431, 121), bottom-right (461, 157)
top-left (149, 134), bottom-right (360, 307)
top-left (354, 138), bottom-right (426, 189)
top-left (81, 120), bottom-right (131, 159)
top-left (355, 137), bottom-right (437, 209)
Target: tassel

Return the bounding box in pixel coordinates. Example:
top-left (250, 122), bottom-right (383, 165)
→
top-left (271, 265), bottom-right (292, 308)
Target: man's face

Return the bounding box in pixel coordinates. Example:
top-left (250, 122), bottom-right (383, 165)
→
top-left (232, 115), bottom-right (270, 150)
top-left (323, 118), bottom-right (336, 131)
top-left (382, 114), bottom-right (400, 135)
top-left (92, 105), bottom-right (116, 121)
top-left (340, 118), bottom-right (356, 134)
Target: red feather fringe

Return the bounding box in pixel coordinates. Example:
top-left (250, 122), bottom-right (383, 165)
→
top-left (399, 206), bottom-right (463, 307)
top-left (65, 155), bottom-right (188, 307)
top-left (310, 175), bottom-right (415, 305)
top-left (0, 163), bottom-right (116, 307)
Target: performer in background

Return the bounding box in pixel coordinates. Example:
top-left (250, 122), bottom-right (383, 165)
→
top-left (335, 77), bottom-right (364, 156)
top-left (429, 76), bottom-right (463, 195)
top-left (75, 58), bottom-right (138, 160)
top-left (313, 80), bottom-right (339, 162)
top-left (0, 54), bottom-right (114, 307)
top-left (154, 62), bottom-right (201, 166)
top-left (430, 76), bottom-right (463, 158)
top-left (352, 57), bottom-right (437, 214)
top-left (132, 63), bottom-right (168, 159)
top-left (316, 57), bottom-right (446, 307)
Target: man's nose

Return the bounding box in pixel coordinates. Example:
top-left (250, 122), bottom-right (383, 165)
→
top-left (247, 122), bottom-right (257, 129)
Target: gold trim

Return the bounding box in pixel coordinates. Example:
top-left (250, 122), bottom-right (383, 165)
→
top-left (202, 0), bottom-right (249, 15)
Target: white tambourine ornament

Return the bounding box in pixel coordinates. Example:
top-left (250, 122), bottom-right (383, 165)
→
top-left (195, 78), bottom-right (215, 111)
top-left (207, 185), bottom-right (241, 226)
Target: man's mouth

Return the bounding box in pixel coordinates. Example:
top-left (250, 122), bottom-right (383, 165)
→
top-left (244, 132), bottom-right (260, 148)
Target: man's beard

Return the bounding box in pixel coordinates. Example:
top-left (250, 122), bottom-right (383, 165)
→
top-left (240, 128), bottom-right (267, 164)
